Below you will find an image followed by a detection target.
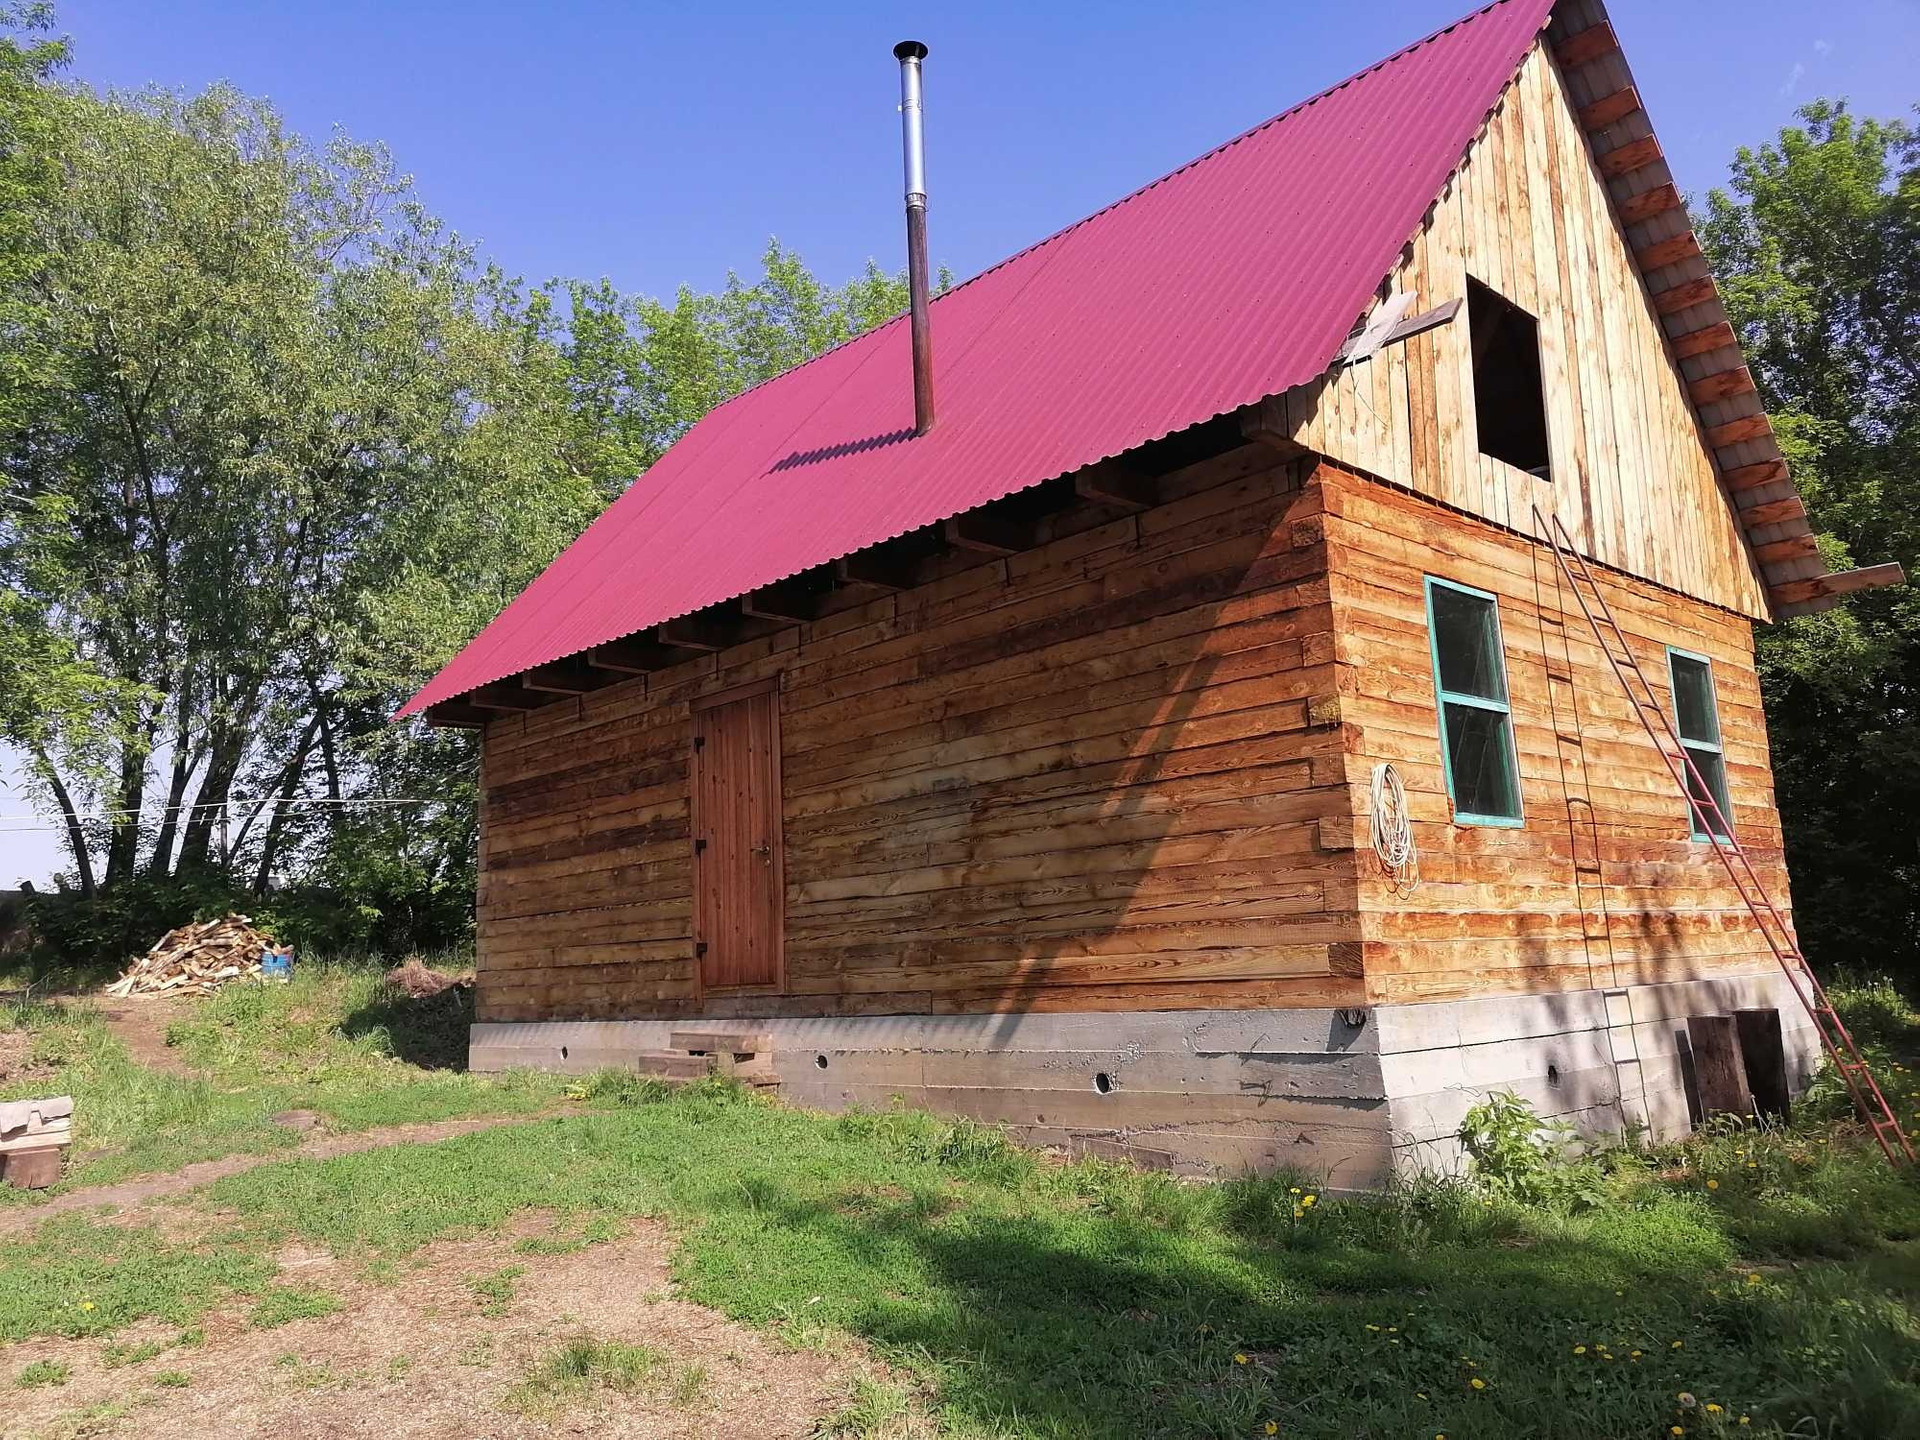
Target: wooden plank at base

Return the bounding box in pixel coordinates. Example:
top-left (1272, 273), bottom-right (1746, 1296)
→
top-left (1687, 1014), bottom-right (1752, 1121)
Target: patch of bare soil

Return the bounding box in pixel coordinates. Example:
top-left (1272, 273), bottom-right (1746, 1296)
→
top-left (0, 1027), bottom-right (35, 1085)
top-left (0, 1113), bottom-right (563, 1240)
top-left (0, 1214), bottom-right (891, 1440)
top-left (87, 996), bottom-right (201, 1078)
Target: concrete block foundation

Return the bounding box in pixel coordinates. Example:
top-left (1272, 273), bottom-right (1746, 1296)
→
top-left (471, 968), bottom-right (1822, 1190)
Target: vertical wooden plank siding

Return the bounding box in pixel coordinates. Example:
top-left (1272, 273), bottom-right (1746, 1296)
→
top-left (1295, 40), bottom-right (1768, 621)
top-left (472, 450), bottom-right (1365, 1023)
top-left (1320, 464), bottom-right (1792, 1006)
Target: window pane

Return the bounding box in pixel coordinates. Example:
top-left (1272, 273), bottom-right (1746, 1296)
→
top-left (1444, 701), bottom-right (1521, 820)
top-left (1683, 744), bottom-right (1733, 838)
top-left (1430, 585), bottom-right (1508, 702)
top-left (1670, 654), bottom-right (1720, 746)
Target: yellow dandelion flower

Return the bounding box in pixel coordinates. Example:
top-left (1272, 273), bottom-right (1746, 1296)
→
top-left (1672, 1429), bottom-right (1686, 1437)
top-left (1631, 1350), bottom-right (1642, 1359)
top-left (1706, 1404), bottom-right (1723, 1415)
top-left (1289, 1187), bottom-right (1301, 1194)
top-left (1366, 1324), bottom-right (1381, 1332)
top-left (1265, 1425), bottom-right (1279, 1437)
top-left (1302, 1195), bottom-right (1317, 1207)
top-left (1706, 1179), bottom-right (1719, 1191)
top-left (1739, 1418), bottom-right (1750, 1427)
top-left (1672, 1340), bottom-right (1684, 1349)
top-left (1470, 1377), bottom-right (1486, 1390)
top-left (1573, 1345), bottom-right (1587, 1355)
top-left (80, 1301), bottom-right (94, 1312)
top-left (1234, 1353), bottom-right (1249, 1365)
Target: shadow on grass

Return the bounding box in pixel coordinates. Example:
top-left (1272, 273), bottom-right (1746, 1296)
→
top-left (674, 1153), bottom-right (1920, 1439)
top-left (338, 982), bottom-right (474, 1071)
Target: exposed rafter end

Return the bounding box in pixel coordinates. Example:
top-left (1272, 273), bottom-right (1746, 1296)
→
top-left (587, 638), bottom-right (677, 674)
top-left (656, 615), bottom-right (734, 653)
top-left (1553, 21), bottom-right (1619, 68)
top-left (1577, 86), bottom-right (1640, 131)
top-left (1073, 459), bottom-right (1158, 512)
top-left (1771, 563), bottom-right (1906, 617)
top-left (836, 548), bottom-right (917, 592)
top-left (743, 576), bottom-right (827, 623)
top-left (943, 511), bottom-right (1029, 556)
top-left (467, 683), bottom-right (544, 712)
top-left (423, 702), bottom-right (490, 729)
top-left (522, 660), bottom-right (615, 696)
top-left (1237, 397), bottom-right (1309, 459)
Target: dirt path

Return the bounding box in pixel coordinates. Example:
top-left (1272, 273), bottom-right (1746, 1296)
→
top-left (0, 1213), bottom-right (910, 1440)
top-left (88, 995), bottom-right (202, 1077)
top-left (0, 1112), bottom-right (563, 1238)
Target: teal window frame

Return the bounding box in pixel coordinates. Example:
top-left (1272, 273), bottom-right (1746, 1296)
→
top-left (1666, 646), bottom-right (1734, 843)
top-left (1424, 575), bottom-right (1524, 828)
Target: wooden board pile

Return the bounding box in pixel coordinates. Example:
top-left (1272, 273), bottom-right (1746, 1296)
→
top-left (105, 914), bottom-right (274, 997)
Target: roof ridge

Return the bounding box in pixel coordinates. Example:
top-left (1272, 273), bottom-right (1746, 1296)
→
top-left (701, 0), bottom-right (1528, 421)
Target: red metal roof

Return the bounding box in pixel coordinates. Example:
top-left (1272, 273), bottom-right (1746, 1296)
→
top-left (400, 0), bottom-right (1556, 718)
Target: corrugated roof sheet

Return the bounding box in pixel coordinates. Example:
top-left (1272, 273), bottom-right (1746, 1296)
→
top-left (400, 0), bottom-right (1556, 717)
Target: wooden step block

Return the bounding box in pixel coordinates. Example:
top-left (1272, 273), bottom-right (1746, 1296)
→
top-left (669, 1029), bottom-right (773, 1057)
top-left (630, 1052), bottom-right (716, 1081)
top-left (2, 1146), bottom-right (62, 1190)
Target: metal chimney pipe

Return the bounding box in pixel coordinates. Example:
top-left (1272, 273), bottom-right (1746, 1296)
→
top-left (894, 40), bottom-right (935, 435)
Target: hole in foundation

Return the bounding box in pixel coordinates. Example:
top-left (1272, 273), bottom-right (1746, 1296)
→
top-left (814, 1054), bottom-right (829, 1070)
top-left (560, 1045), bottom-right (569, 1061)
top-left (1092, 1072), bottom-right (1114, 1095)
top-left (1547, 1063), bottom-right (1561, 1088)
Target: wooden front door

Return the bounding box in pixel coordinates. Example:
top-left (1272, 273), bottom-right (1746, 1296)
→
top-left (690, 683), bottom-right (784, 990)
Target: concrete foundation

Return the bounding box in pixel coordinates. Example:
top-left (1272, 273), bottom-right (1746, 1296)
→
top-left (471, 968), bottom-right (1821, 1190)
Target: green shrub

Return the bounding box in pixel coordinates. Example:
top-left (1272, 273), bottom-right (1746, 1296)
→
top-left (1457, 1089), bottom-right (1608, 1207)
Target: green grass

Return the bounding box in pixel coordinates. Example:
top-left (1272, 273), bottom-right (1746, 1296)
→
top-left (465, 1264), bottom-right (525, 1317)
top-left (1, 969), bottom-right (1917, 1437)
top-left (247, 1285), bottom-right (340, 1329)
top-left (0, 961), bottom-right (565, 1196)
top-left (16, 1359), bottom-right (71, 1389)
top-left (503, 1334), bottom-right (672, 1416)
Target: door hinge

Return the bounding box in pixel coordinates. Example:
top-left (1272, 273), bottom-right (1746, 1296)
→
top-left (694, 837), bottom-right (707, 854)
top-left (692, 735), bottom-right (705, 752)
top-left (694, 941), bottom-right (708, 958)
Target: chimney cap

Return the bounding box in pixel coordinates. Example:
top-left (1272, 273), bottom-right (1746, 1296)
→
top-left (893, 40), bottom-right (928, 61)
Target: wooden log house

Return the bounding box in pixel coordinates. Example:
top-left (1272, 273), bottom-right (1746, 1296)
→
top-left (400, 0), bottom-right (1902, 1185)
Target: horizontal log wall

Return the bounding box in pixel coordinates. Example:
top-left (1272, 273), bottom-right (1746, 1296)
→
top-left (1279, 39), bottom-right (1770, 620)
top-left (1320, 464), bottom-right (1793, 1006)
top-left (475, 449), bottom-right (1363, 1023)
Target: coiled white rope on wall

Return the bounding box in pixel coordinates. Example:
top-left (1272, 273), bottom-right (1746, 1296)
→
top-left (1369, 761), bottom-right (1420, 893)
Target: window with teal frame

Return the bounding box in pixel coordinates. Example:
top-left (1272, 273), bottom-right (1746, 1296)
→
top-left (1424, 577), bottom-right (1523, 826)
top-left (1667, 647), bottom-right (1733, 841)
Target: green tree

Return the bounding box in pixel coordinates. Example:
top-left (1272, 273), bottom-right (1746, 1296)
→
top-left (1701, 101), bottom-right (1920, 975)
top-left (1, 5), bottom-right (917, 943)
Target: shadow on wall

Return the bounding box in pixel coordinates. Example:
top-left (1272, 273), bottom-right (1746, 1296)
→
top-left (789, 454), bottom-right (1343, 1052)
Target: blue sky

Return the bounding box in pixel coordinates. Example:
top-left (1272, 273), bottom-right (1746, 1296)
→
top-left (3, 0), bottom-right (1916, 884)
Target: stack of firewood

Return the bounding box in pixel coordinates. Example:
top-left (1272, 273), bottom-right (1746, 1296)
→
top-left (104, 915), bottom-right (274, 997)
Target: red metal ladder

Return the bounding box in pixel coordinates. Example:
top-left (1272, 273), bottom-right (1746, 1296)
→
top-left (1532, 505), bottom-right (1914, 1168)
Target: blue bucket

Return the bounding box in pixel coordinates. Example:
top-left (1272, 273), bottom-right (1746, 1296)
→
top-left (260, 946), bottom-right (294, 982)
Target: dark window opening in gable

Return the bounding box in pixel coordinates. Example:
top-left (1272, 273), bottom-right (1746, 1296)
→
top-left (1467, 277), bottom-right (1550, 478)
